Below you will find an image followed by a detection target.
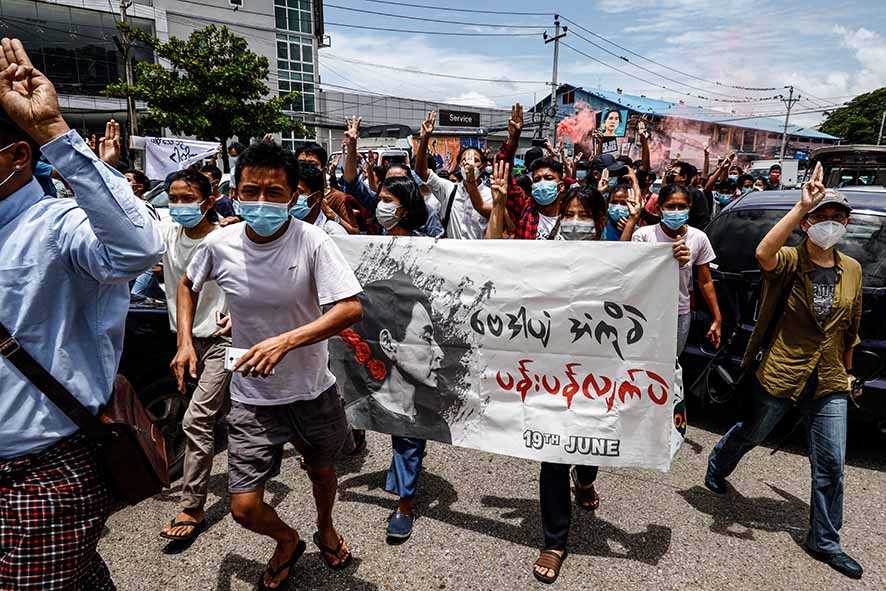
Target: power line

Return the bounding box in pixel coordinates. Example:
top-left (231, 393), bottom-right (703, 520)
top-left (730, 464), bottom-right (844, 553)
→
top-left (559, 15), bottom-right (779, 93)
top-left (323, 54), bottom-right (550, 84)
top-left (356, 0), bottom-right (554, 16)
top-left (561, 42), bottom-right (782, 105)
top-left (325, 3), bottom-right (549, 29)
top-left (326, 21), bottom-right (542, 37)
top-left (567, 29), bottom-right (768, 101)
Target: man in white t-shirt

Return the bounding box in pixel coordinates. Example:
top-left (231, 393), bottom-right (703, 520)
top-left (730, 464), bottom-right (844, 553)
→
top-left (155, 169), bottom-right (230, 545)
top-left (173, 141), bottom-right (363, 590)
top-left (414, 111), bottom-right (493, 239)
top-left (623, 183), bottom-right (722, 355)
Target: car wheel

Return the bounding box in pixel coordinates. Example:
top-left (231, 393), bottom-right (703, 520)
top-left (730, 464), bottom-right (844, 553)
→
top-left (140, 378), bottom-right (189, 481)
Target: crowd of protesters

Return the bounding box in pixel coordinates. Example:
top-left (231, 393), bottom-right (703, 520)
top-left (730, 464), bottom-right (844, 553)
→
top-left (0, 35), bottom-right (867, 590)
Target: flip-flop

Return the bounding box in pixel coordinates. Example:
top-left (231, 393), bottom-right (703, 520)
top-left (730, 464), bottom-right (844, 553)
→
top-left (533, 549), bottom-right (568, 584)
top-left (159, 518), bottom-right (207, 542)
top-left (312, 531), bottom-right (353, 570)
top-left (258, 539), bottom-right (306, 591)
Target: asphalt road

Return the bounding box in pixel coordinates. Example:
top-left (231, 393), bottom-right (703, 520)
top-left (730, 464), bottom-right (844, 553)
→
top-left (99, 405), bottom-right (886, 591)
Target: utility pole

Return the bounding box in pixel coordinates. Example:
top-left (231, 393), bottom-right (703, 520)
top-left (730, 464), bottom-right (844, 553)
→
top-left (878, 110), bottom-right (885, 145)
top-left (778, 85), bottom-right (800, 189)
top-left (116, 0), bottom-right (139, 139)
top-left (543, 16), bottom-right (567, 142)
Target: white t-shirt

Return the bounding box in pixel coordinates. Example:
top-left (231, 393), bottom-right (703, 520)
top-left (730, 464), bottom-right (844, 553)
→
top-left (632, 224), bottom-right (715, 315)
top-left (425, 171), bottom-right (492, 240)
top-left (159, 220), bottom-right (227, 337)
top-left (187, 220), bottom-right (363, 405)
top-left (536, 213), bottom-right (565, 240)
top-left (314, 210), bottom-right (348, 236)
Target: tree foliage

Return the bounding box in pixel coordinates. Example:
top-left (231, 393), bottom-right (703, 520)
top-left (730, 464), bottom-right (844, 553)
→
top-left (105, 24), bottom-right (308, 157)
top-left (820, 87), bottom-right (886, 144)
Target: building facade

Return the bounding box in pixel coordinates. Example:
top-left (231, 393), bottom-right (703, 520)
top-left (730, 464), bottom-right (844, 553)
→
top-left (536, 85), bottom-right (840, 170)
top-left (2, 0), bottom-right (323, 150)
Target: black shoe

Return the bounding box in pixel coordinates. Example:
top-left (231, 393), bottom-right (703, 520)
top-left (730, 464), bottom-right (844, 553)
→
top-left (805, 547), bottom-right (863, 579)
top-left (704, 468), bottom-right (727, 494)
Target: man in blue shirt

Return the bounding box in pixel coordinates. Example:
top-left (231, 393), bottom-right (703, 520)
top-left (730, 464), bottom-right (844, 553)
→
top-left (0, 38), bottom-right (163, 590)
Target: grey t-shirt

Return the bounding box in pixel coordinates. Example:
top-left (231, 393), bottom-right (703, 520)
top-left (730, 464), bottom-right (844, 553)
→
top-left (810, 266), bottom-right (837, 325)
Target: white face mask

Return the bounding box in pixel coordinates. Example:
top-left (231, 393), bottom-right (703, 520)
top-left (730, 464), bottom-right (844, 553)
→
top-left (806, 220), bottom-right (846, 250)
top-left (376, 200), bottom-right (401, 230)
top-left (0, 143), bottom-right (22, 192)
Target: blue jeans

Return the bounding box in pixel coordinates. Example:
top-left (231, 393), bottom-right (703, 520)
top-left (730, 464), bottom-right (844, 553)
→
top-left (385, 436), bottom-right (426, 500)
top-left (708, 378), bottom-right (848, 554)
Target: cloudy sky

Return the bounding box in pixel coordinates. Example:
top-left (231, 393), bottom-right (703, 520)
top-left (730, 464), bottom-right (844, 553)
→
top-left (319, 0), bottom-right (886, 126)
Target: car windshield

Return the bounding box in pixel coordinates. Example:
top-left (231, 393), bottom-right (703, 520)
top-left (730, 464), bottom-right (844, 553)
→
top-left (707, 208), bottom-right (886, 288)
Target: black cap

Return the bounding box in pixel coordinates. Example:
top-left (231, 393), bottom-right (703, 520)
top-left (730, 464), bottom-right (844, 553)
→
top-left (591, 153), bottom-right (627, 175)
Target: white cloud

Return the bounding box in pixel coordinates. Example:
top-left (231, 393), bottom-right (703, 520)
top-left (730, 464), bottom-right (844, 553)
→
top-left (444, 91), bottom-right (498, 108)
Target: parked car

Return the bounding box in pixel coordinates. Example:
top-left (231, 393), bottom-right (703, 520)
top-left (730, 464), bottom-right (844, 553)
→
top-left (119, 298), bottom-right (188, 477)
top-left (682, 189), bottom-right (886, 435)
top-left (810, 144), bottom-right (886, 188)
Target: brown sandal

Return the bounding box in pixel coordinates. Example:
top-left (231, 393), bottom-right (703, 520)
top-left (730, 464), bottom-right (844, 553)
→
top-left (533, 549), bottom-right (567, 584)
top-left (313, 531), bottom-right (353, 570)
top-left (571, 467), bottom-right (600, 511)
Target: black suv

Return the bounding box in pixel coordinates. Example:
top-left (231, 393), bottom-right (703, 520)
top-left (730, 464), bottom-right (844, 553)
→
top-left (119, 299), bottom-right (187, 476)
top-left (682, 189), bottom-right (886, 434)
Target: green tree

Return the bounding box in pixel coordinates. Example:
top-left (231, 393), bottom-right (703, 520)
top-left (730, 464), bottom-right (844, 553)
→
top-left (820, 87), bottom-right (886, 144)
top-left (105, 24), bottom-right (308, 172)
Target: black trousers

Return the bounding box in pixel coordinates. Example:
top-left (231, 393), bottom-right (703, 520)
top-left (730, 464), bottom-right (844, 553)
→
top-left (539, 462), bottom-right (599, 550)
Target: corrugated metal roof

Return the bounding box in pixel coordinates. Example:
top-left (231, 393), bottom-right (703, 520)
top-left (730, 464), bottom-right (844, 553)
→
top-left (577, 88), bottom-right (839, 141)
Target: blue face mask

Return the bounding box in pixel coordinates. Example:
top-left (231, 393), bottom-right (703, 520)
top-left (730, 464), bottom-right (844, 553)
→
top-left (608, 204), bottom-right (629, 222)
top-left (714, 192), bottom-right (732, 206)
top-left (531, 180), bottom-right (560, 206)
top-left (661, 210), bottom-right (689, 230)
top-left (607, 177), bottom-right (618, 191)
top-left (290, 194), bottom-right (313, 220)
top-left (169, 202), bottom-right (206, 228)
top-left (239, 201), bottom-right (291, 237)
top-left (576, 170), bottom-right (588, 181)
top-left (484, 165), bottom-right (493, 176)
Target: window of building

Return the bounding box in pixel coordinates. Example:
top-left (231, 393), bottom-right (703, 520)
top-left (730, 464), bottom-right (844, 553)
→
top-left (274, 0), bottom-right (313, 35)
top-left (1, 0), bottom-right (154, 97)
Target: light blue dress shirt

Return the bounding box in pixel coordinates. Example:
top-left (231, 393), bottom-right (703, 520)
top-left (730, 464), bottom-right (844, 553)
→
top-left (0, 130), bottom-right (164, 458)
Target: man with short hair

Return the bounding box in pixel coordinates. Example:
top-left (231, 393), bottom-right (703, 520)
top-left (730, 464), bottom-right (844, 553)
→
top-left (767, 163), bottom-right (782, 189)
top-left (173, 140), bottom-right (363, 590)
top-left (294, 161), bottom-right (349, 236)
top-left (295, 141), bottom-right (358, 234)
top-left (0, 38), bottom-right (163, 590)
top-left (671, 161), bottom-right (711, 228)
top-left (200, 163), bottom-right (236, 219)
top-left (157, 169), bottom-right (230, 544)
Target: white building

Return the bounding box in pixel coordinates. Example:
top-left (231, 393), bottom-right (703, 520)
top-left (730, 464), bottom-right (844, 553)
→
top-left (2, 0), bottom-right (323, 151)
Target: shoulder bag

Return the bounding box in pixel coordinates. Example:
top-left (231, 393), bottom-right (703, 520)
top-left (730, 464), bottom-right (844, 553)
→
top-left (0, 321), bottom-right (169, 506)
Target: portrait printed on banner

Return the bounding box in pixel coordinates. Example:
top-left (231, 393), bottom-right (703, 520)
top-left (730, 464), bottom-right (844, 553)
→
top-left (331, 266), bottom-right (489, 445)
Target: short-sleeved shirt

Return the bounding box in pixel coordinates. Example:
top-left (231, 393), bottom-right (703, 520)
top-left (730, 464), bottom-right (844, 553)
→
top-left (425, 171), bottom-right (493, 240)
top-left (536, 213), bottom-right (564, 240)
top-left (632, 224), bottom-right (716, 315)
top-left (187, 220), bottom-right (362, 405)
top-left (159, 219), bottom-right (227, 337)
top-left (747, 246), bottom-right (862, 400)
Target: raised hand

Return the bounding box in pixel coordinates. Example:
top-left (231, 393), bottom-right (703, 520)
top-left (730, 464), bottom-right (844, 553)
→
top-left (344, 116), bottom-right (362, 148)
top-left (0, 38), bottom-right (69, 145)
top-left (597, 168), bottom-right (610, 193)
top-left (626, 188), bottom-right (642, 221)
top-left (420, 111), bottom-right (436, 139)
top-left (367, 149), bottom-right (378, 167)
top-left (490, 159), bottom-right (510, 207)
top-left (543, 138), bottom-right (556, 156)
top-left (672, 237), bottom-right (691, 266)
top-left (800, 161), bottom-right (826, 212)
top-left (98, 119), bottom-right (121, 166)
top-left (507, 103), bottom-right (524, 137)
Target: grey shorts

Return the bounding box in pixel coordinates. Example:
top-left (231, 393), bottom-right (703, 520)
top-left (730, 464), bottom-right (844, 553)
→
top-left (226, 385), bottom-right (353, 494)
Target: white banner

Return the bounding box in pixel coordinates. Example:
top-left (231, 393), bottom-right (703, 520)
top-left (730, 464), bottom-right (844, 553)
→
top-left (144, 136), bottom-right (220, 180)
top-left (330, 236), bottom-right (685, 471)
